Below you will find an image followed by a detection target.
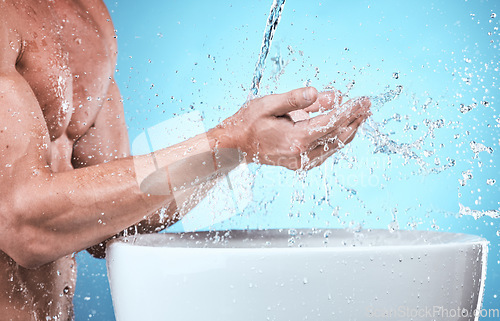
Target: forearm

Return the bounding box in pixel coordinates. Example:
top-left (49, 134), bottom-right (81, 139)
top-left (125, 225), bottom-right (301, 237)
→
top-left (86, 176), bottom-right (222, 259)
top-left (9, 156), bottom-right (162, 267)
top-left (130, 178), bottom-right (221, 234)
top-left (126, 126), bottom-right (240, 233)
top-left (6, 127), bottom-right (241, 267)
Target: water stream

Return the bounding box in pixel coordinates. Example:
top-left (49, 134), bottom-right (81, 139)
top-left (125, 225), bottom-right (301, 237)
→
top-left (248, 0), bottom-right (286, 99)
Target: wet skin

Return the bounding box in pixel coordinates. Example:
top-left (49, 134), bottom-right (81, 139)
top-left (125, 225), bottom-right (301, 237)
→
top-left (0, 0), bottom-right (123, 319)
top-left (0, 0), bottom-right (370, 320)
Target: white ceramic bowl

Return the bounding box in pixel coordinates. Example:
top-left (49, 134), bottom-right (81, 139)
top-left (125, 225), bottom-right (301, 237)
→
top-left (106, 229), bottom-right (488, 321)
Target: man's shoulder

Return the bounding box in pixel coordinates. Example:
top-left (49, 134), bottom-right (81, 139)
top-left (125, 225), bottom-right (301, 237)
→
top-left (83, 0), bottom-right (118, 57)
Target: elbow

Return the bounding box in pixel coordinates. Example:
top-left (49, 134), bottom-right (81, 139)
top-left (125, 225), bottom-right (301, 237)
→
top-left (11, 254), bottom-right (46, 270)
top-left (15, 238), bottom-right (57, 269)
top-left (0, 178), bottom-right (65, 269)
top-left (1, 222), bottom-right (60, 270)
top-left (4, 233), bottom-right (58, 269)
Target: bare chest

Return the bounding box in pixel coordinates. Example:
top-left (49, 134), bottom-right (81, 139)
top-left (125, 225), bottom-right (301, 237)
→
top-left (14, 0), bottom-right (117, 146)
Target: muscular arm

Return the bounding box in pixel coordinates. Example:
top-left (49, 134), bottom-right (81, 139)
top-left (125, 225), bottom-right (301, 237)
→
top-left (73, 80), bottom-right (220, 258)
top-left (0, 21), bottom-right (369, 270)
top-left (0, 66), bottom-right (238, 268)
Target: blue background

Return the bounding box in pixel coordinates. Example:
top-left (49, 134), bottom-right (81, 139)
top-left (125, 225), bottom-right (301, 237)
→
top-left (74, 0), bottom-right (499, 319)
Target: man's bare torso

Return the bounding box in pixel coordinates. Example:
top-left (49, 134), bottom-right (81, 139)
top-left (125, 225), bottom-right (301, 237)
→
top-left (1, 0), bottom-right (121, 319)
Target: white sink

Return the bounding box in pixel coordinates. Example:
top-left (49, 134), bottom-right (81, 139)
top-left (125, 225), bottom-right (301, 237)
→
top-left (106, 229), bottom-right (488, 321)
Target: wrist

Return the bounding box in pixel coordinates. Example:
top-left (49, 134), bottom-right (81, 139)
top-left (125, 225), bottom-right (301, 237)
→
top-left (207, 123), bottom-right (237, 150)
top-left (207, 124), bottom-right (248, 170)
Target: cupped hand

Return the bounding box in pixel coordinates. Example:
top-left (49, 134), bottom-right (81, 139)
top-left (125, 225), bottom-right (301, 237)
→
top-left (220, 87), bottom-right (371, 170)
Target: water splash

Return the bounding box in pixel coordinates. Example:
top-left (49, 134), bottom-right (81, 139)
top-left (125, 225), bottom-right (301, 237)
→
top-left (460, 102), bottom-right (478, 114)
top-left (270, 48), bottom-right (289, 81)
top-left (248, 0), bottom-right (286, 100)
top-left (470, 141), bottom-right (494, 158)
top-left (361, 86), bottom-right (455, 175)
top-left (459, 203), bottom-right (500, 219)
top-left (247, 2), bottom-right (450, 176)
top-left (242, 2), bottom-right (499, 231)
top-left (368, 85), bottom-right (403, 110)
top-left (459, 170), bottom-right (474, 186)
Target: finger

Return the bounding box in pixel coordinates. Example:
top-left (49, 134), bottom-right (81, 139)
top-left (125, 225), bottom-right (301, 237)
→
top-left (310, 147), bottom-right (335, 168)
top-left (320, 111), bottom-right (368, 146)
top-left (340, 114), bottom-right (366, 145)
top-left (263, 87), bottom-right (318, 116)
top-left (301, 141), bottom-right (338, 170)
top-left (307, 97), bottom-right (370, 134)
top-left (335, 122), bottom-right (360, 147)
top-left (304, 112), bottom-right (368, 167)
top-left (297, 97), bottom-right (371, 142)
top-left (288, 109), bottom-right (310, 122)
top-left (303, 89), bottom-right (343, 113)
top-left (302, 127), bottom-right (358, 170)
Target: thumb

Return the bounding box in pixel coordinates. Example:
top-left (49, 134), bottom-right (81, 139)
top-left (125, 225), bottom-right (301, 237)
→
top-left (264, 87), bottom-right (318, 116)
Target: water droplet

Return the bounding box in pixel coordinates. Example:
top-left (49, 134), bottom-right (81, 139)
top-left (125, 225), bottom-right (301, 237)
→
top-left (303, 277), bottom-right (308, 284)
top-left (345, 188), bottom-right (357, 195)
top-left (470, 141), bottom-right (493, 156)
top-left (388, 220), bottom-right (399, 232)
top-left (460, 102), bottom-right (477, 114)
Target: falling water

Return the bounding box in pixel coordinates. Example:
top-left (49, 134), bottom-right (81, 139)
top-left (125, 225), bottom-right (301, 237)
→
top-left (244, 1), bottom-right (498, 222)
top-left (248, 0), bottom-right (286, 99)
